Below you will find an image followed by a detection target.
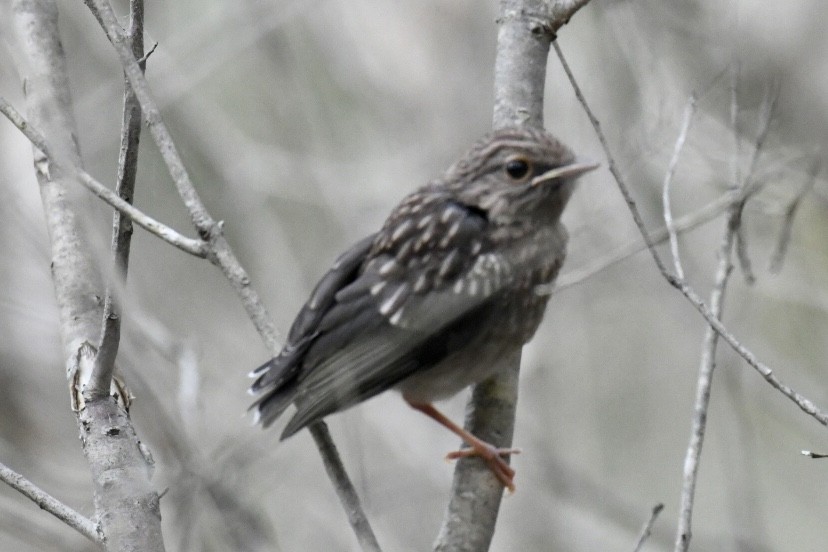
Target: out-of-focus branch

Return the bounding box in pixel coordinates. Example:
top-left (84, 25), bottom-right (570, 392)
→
top-left (769, 157), bottom-right (820, 273)
top-left (89, 0), bottom-right (146, 400)
top-left (555, 190), bottom-right (736, 292)
top-left (435, 2), bottom-right (592, 551)
top-left (11, 0), bottom-right (165, 550)
top-left (0, 99), bottom-right (207, 258)
top-left (0, 460), bottom-right (102, 546)
top-left (82, 0), bottom-right (379, 548)
top-left (633, 503), bottom-right (664, 552)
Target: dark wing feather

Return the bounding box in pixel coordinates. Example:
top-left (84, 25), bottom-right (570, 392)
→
top-left (250, 234), bottom-right (376, 426)
top-left (278, 196), bottom-right (520, 437)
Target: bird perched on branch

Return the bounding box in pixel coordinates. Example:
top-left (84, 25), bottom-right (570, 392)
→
top-left (250, 126), bottom-right (597, 491)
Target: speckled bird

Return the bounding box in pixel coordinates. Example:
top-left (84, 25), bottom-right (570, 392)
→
top-left (249, 126), bottom-right (597, 491)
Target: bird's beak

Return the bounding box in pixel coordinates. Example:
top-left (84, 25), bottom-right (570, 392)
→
top-left (531, 158), bottom-right (599, 186)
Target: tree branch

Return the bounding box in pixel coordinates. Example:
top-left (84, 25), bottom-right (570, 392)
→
top-left (0, 460), bottom-right (102, 546)
top-left (89, 0), bottom-right (146, 400)
top-left (11, 0), bottom-right (165, 549)
top-left (0, 98), bottom-right (207, 258)
top-left (633, 503), bottom-right (664, 552)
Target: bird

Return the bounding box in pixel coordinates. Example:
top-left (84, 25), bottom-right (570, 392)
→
top-left (249, 126), bottom-right (597, 491)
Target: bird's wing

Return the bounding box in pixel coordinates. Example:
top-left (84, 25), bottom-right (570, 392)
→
top-left (280, 197), bottom-right (527, 438)
top-left (249, 234), bottom-right (377, 425)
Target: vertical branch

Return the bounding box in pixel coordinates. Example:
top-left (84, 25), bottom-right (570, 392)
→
top-left (11, 1), bottom-right (165, 550)
top-left (673, 222), bottom-right (735, 552)
top-left (88, 0), bottom-right (145, 399)
top-left (435, 1), bottom-right (591, 550)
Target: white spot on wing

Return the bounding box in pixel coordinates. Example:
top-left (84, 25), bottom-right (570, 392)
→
top-left (379, 284), bottom-right (408, 316)
top-left (378, 259), bottom-right (398, 276)
top-left (416, 214), bottom-right (434, 229)
top-left (391, 219), bottom-right (413, 242)
top-left (389, 307), bottom-right (404, 325)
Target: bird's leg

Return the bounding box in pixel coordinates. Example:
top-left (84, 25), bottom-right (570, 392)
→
top-left (405, 400), bottom-right (521, 492)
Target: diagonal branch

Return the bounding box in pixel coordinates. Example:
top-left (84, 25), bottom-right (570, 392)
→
top-left (0, 460), bottom-right (102, 546)
top-left (0, 98), bottom-right (207, 258)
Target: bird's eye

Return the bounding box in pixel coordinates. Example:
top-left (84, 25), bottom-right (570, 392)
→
top-left (504, 158), bottom-right (530, 180)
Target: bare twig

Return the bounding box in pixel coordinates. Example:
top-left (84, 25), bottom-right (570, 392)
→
top-left (675, 200), bottom-right (739, 552)
top-left (552, 41), bottom-right (670, 277)
top-left (0, 98), bottom-right (207, 257)
top-left (633, 503), bottom-right (664, 552)
top-left (661, 94), bottom-right (697, 281)
top-left (769, 158), bottom-right (820, 273)
top-left (732, 83), bottom-right (780, 284)
top-left (89, 0), bottom-right (146, 400)
top-left (0, 461), bottom-right (102, 545)
top-left (555, 190), bottom-right (736, 292)
top-left (309, 423), bottom-right (382, 552)
top-left (553, 42), bottom-right (828, 430)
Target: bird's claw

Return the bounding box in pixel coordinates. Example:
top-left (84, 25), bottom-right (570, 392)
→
top-left (445, 444), bottom-right (521, 492)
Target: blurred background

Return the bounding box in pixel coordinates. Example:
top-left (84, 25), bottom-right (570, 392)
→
top-left (1, 0), bottom-right (827, 550)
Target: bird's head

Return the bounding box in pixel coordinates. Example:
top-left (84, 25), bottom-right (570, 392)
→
top-left (441, 126), bottom-right (598, 223)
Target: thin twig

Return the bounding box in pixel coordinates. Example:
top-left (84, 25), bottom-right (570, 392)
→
top-left (769, 157), bottom-right (820, 273)
top-left (0, 98), bottom-right (207, 257)
top-left (676, 280), bottom-right (828, 425)
top-left (674, 200), bottom-right (739, 552)
top-left (553, 42), bottom-right (828, 430)
top-left (552, 40), bottom-right (670, 277)
top-left (633, 503), bottom-right (664, 552)
top-left (89, 0), bottom-right (146, 400)
top-left (309, 423), bottom-right (382, 552)
top-left (732, 83), bottom-right (780, 284)
top-left (555, 190), bottom-right (736, 292)
top-left (0, 460), bottom-right (102, 545)
top-left (661, 94), bottom-right (697, 281)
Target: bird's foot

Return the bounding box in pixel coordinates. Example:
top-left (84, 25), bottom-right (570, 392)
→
top-left (445, 444), bottom-right (522, 492)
